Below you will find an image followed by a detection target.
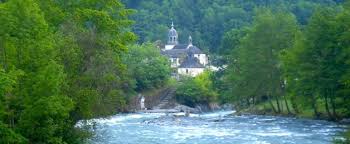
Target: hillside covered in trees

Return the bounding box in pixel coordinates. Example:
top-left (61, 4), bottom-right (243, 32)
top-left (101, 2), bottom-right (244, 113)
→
top-left (122, 0), bottom-right (343, 54)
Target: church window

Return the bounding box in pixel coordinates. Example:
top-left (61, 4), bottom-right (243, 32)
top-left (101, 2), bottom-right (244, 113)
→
top-left (186, 69), bottom-right (189, 74)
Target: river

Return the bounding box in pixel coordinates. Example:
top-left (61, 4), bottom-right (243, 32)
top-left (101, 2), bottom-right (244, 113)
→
top-left (82, 111), bottom-right (346, 144)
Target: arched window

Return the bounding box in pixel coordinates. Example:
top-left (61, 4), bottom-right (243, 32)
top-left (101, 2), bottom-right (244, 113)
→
top-left (186, 69), bottom-right (189, 74)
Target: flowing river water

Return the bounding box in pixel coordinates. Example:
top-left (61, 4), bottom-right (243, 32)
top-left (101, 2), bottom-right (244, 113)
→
top-left (82, 111), bottom-right (347, 144)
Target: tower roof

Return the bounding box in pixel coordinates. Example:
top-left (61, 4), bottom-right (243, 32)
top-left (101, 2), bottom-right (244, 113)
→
top-left (189, 35), bottom-right (192, 45)
top-left (168, 21), bottom-right (178, 37)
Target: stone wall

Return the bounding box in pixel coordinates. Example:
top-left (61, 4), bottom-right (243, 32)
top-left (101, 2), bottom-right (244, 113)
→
top-left (178, 68), bottom-right (204, 77)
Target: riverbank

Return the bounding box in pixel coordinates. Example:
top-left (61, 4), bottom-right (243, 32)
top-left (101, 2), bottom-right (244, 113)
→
top-left (235, 100), bottom-right (350, 122)
top-left (234, 100), bottom-right (350, 143)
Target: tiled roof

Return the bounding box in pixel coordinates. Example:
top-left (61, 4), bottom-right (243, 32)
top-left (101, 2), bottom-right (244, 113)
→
top-left (179, 56), bottom-right (205, 68)
top-left (188, 46), bottom-right (204, 54)
top-left (162, 44), bottom-right (204, 58)
top-left (173, 44), bottom-right (188, 49)
top-left (161, 49), bottom-right (187, 57)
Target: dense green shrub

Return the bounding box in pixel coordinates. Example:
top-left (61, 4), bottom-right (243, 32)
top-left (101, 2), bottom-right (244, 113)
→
top-left (123, 43), bottom-right (171, 91)
top-left (175, 71), bottom-right (218, 107)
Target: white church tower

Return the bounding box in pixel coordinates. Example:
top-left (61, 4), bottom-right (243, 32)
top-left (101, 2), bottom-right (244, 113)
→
top-left (161, 22), bottom-right (210, 77)
top-left (165, 22), bottom-right (178, 50)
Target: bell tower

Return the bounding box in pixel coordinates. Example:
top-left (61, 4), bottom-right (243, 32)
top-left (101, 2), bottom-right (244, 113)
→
top-left (165, 22), bottom-right (178, 50)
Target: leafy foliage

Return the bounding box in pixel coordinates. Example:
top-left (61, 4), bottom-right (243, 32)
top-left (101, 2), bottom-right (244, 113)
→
top-left (278, 5), bottom-right (350, 120)
top-left (123, 43), bottom-right (171, 91)
top-left (0, 0), bottom-right (137, 143)
top-left (176, 71), bottom-right (218, 107)
top-left (0, 0), bottom-right (175, 142)
top-left (220, 2), bottom-right (350, 122)
top-left (222, 9), bottom-right (298, 111)
top-left (0, 121), bottom-right (27, 144)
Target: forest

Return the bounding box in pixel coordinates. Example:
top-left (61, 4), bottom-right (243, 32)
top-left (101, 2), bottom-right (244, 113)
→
top-left (0, 0), bottom-right (170, 143)
top-left (122, 0), bottom-right (343, 54)
top-left (0, 0), bottom-right (350, 143)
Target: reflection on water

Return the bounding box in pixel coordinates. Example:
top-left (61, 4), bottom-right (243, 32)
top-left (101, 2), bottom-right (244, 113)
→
top-left (82, 111), bottom-right (346, 144)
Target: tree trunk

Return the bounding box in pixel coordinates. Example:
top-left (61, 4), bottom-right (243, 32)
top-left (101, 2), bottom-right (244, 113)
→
top-left (246, 98), bottom-right (250, 107)
top-left (311, 93), bottom-right (319, 118)
top-left (253, 96), bottom-right (256, 105)
top-left (280, 98), bottom-right (284, 113)
top-left (1, 41), bottom-right (7, 70)
top-left (290, 95), bottom-right (299, 114)
top-left (268, 93), bottom-right (277, 113)
top-left (330, 88), bottom-right (337, 120)
top-left (275, 95), bottom-right (281, 113)
top-left (268, 99), bottom-right (277, 113)
top-left (330, 96), bottom-right (337, 120)
top-left (324, 89), bottom-right (333, 120)
top-left (284, 95), bottom-right (292, 115)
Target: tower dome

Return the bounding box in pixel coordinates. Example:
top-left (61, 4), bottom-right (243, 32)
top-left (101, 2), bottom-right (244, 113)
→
top-left (168, 22), bottom-right (178, 45)
top-left (168, 28), bottom-right (177, 37)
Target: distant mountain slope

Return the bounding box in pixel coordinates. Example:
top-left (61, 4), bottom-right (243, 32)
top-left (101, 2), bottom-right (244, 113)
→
top-left (122, 0), bottom-right (343, 53)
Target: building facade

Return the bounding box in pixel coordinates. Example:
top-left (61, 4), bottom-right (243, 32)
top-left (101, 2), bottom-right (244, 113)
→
top-left (161, 23), bottom-right (208, 77)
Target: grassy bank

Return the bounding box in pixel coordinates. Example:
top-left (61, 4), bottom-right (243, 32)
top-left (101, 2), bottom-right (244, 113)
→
top-left (237, 99), bottom-right (350, 143)
top-left (238, 99), bottom-right (342, 120)
top-left (236, 100), bottom-right (350, 143)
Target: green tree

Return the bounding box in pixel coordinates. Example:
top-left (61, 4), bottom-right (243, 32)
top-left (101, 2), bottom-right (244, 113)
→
top-left (224, 10), bottom-right (298, 112)
top-left (0, 0), bottom-right (76, 143)
top-left (282, 7), bottom-right (349, 120)
top-left (123, 43), bottom-right (171, 91)
top-left (176, 71), bottom-right (218, 107)
top-left (338, 1), bottom-right (350, 118)
top-left (0, 69), bottom-right (26, 143)
top-left (50, 0), bottom-right (136, 118)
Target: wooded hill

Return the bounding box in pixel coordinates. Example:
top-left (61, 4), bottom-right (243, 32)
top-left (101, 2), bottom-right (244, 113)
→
top-left (122, 0), bottom-right (343, 54)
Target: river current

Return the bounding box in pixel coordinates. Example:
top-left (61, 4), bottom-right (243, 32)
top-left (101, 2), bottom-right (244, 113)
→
top-left (82, 111), bottom-right (346, 144)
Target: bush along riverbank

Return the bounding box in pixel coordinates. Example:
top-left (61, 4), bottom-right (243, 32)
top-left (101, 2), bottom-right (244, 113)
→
top-left (175, 71), bottom-right (221, 112)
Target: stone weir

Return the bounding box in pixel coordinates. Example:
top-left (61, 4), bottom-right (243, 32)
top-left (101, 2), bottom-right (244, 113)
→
top-left (133, 87), bottom-right (233, 114)
top-left (141, 104), bottom-right (200, 114)
top-left (138, 88), bottom-right (202, 114)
